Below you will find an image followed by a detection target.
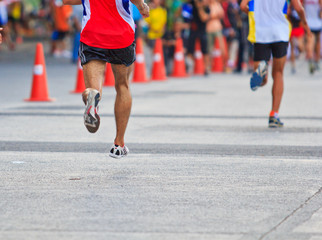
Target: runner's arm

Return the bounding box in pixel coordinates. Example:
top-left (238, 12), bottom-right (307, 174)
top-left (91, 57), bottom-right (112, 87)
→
top-left (291, 0), bottom-right (311, 34)
top-left (130, 0), bottom-right (149, 18)
top-left (63, 0), bottom-right (81, 5)
top-left (240, 0), bottom-right (250, 14)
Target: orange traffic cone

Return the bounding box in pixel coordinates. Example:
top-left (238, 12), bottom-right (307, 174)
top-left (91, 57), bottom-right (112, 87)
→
top-left (194, 40), bottom-right (205, 75)
top-left (151, 39), bottom-right (166, 81)
top-left (25, 42), bottom-right (54, 101)
top-left (132, 37), bottom-right (148, 83)
top-left (172, 38), bottom-right (187, 77)
top-left (104, 63), bottom-right (115, 87)
top-left (70, 59), bottom-right (86, 93)
top-left (211, 38), bottom-right (224, 73)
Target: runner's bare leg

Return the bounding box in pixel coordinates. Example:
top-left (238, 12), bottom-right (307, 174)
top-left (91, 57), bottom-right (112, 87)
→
top-left (82, 60), bottom-right (105, 101)
top-left (314, 33), bottom-right (320, 63)
top-left (111, 63), bottom-right (133, 147)
top-left (271, 56), bottom-right (286, 112)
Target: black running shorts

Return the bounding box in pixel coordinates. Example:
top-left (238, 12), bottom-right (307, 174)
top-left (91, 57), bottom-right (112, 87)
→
top-left (253, 42), bottom-right (289, 62)
top-left (79, 41), bottom-right (136, 67)
top-left (311, 29), bottom-right (321, 36)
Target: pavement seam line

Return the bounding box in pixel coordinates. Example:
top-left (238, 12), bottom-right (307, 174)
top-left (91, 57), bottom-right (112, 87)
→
top-left (258, 187), bottom-right (322, 240)
top-left (1, 112), bottom-right (322, 120)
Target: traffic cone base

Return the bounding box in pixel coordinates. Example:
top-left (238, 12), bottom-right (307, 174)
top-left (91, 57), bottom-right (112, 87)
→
top-left (25, 97), bottom-right (55, 102)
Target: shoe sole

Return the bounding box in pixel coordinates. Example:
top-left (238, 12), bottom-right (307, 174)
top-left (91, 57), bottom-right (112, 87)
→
top-left (109, 152), bottom-right (128, 159)
top-left (85, 114), bottom-right (100, 133)
top-left (84, 91), bottom-right (100, 133)
top-left (269, 123), bottom-right (283, 128)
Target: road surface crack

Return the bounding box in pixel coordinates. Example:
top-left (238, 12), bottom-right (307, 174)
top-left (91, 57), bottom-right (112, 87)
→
top-left (258, 187), bottom-right (322, 240)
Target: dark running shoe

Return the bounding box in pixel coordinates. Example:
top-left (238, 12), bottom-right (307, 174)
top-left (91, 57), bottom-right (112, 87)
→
top-left (109, 144), bottom-right (129, 159)
top-left (83, 89), bottom-right (100, 133)
top-left (269, 116), bottom-right (284, 128)
top-left (250, 60), bottom-right (267, 91)
top-left (309, 60), bottom-right (316, 75)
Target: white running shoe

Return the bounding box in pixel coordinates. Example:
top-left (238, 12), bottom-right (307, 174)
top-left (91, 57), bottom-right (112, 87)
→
top-left (109, 144), bottom-right (129, 159)
top-left (83, 89), bottom-right (100, 133)
top-left (256, 60), bottom-right (268, 78)
top-left (250, 60), bottom-right (268, 91)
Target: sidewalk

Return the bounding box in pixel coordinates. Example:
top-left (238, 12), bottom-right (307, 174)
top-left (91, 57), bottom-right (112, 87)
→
top-left (0, 41), bottom-right (321, 240)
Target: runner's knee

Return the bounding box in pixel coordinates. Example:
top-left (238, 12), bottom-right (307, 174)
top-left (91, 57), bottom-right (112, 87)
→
top-left (115, 77), bottom-right (130, 92)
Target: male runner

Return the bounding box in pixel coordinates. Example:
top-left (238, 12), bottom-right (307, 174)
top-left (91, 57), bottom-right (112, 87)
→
top-left (304, 0), bottom-right (322, 74)
top-left (240, 0), bottom-right (311, 128)
top-left (186, 0), bottom-right (210, 76)
top-left (63, 0), bottom-right (149, 158)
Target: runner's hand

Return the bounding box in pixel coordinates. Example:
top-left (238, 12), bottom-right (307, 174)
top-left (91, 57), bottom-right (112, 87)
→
top-left (137, 2), bottom-right (149, 18)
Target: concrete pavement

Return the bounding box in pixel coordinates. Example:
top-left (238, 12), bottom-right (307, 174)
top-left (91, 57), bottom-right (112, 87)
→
top-left (0, 40), bottom-right (322, 240)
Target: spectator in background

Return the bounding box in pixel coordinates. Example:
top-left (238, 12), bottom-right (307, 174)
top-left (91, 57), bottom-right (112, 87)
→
top-left (186, 0), bottom-right (210, 76)
top-left (164, 0), bottom-right (182, 37)
top-left (289, 5), bottom-right (305, 74)
top-left (50, 0), bottom-right (72, 57)
top-left (222, 0), bottom-right (239, 73)
top-left (0, 0), bottom-right (14, 50)
top-left (7, 0), bottom-right (23, 44)
top-left (145, 0), bottom-right (167, 48)
top-left (304, 0), bottom-right (322, 74)
top-left (181, 0), bottom-right (193, 48)
top-left (235, 0), bottom-right (248, 73)
top-left (163, 0), bottom-right (183, 74)
top-left (38, 0), bottom-right (54, 38)
top-left (70, 4), bottom-right (82, 63)
top-left (0, 27), bottom-right (2, 43)
top-left (206, 0), bottom-right (225, 73)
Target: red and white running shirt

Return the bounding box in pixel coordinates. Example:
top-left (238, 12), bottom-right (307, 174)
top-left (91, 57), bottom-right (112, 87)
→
top-left (80, 0), bottom-right (135, 49)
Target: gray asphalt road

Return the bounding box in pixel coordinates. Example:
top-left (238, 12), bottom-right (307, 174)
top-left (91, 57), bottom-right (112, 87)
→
top-left (0, 41), bottom-right (322, 240)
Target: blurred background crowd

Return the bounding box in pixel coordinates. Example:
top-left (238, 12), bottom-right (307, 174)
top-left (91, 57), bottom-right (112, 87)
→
top-left (0, 0), bottom-right (321, 75)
